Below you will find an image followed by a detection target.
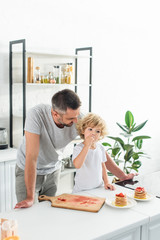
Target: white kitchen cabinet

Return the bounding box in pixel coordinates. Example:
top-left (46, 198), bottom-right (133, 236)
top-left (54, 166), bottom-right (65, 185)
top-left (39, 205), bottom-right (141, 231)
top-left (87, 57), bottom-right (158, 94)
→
top-left (110, 227), bottom-right (140, 240)
top-left (56, 169), bottom-right (75, 195)
top-left (0, 162), bottom-right (5, 212)
top-left (111, 183), bottom-right (160, 240)
top-left (4, 160), bottom-right (17, 211)
top-left (148, 218), bottom-right (160, 240)
top-left (0, 148), bottom-right (17, 212)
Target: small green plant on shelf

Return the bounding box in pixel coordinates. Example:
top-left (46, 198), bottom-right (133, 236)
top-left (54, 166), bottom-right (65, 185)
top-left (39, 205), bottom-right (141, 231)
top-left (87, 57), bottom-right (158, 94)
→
top-left (102, 110), bottom-right (151, 175)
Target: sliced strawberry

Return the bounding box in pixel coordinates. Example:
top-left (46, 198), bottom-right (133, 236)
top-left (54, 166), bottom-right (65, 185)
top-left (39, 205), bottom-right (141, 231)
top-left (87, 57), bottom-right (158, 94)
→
top-left (57, 198), bottom-right (66, 201)
top-left (116, 193), bottom-right (125, 197)
top-left (135, 187), bottom-right (145, 192)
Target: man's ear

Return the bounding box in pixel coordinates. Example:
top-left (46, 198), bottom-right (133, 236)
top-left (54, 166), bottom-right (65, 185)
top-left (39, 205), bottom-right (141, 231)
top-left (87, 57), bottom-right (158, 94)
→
top-left (51, 109), bottom-right (58, 118)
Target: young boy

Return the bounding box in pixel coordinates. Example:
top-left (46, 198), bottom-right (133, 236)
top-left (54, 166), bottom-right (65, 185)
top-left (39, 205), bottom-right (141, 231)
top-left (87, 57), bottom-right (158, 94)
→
top-left (72, 113), bottom-right (115, 193)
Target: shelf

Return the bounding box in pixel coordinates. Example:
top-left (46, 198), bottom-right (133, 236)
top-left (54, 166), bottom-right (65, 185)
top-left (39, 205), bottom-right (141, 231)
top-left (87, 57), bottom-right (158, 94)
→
top-left (13, 83), bottom-right (92, 87)
top-left (12, 51), bottom-right (92, 59)
top-left (9, 39), bottom-right (92, 148)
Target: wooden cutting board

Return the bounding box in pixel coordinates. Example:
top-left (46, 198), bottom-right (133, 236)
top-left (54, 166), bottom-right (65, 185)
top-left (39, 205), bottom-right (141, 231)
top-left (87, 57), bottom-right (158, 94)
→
top-left (38, 193), bottom-right (105, 213)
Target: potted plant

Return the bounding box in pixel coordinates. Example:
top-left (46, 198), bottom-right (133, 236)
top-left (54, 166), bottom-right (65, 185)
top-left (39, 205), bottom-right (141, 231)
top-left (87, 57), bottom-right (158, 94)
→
top-left (102, 111), bottom-right (151, 177)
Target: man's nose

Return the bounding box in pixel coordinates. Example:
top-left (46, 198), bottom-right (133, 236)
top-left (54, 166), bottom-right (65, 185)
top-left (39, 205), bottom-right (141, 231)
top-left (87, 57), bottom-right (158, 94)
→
top-left (73, 118), bottom-right (78, 123)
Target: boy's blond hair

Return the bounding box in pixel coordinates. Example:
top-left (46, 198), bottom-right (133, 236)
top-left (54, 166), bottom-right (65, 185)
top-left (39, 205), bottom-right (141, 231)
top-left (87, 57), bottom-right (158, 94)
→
top-left (76, 113), bottom-right (108, 140)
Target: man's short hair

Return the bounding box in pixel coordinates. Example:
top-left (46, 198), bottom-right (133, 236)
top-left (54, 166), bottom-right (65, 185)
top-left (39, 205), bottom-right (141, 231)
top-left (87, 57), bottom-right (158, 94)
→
top-left (51, 89), bottom-right (81, 114)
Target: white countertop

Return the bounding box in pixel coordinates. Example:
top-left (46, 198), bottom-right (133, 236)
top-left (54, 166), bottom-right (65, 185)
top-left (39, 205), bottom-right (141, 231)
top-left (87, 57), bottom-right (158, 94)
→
top-left (1, 186), bottom-right (150, 240)
top-left (0, 148), bottom-right (75, 176)
top-left (114, 185), bottom-right (160, 222)
top-left (1, 151), bottom-right (160, 239)
top-left (0, 148), bottom-right (17, 162)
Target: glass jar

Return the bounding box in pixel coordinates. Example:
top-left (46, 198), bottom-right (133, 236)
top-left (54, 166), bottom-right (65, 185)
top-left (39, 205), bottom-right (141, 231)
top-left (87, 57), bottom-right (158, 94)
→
top-left (35, 66), bottom-right (41, 83)
top-left (61, 73), bottom-right (65, 84)
top-left (56, 66), bottom-right (60, 84)
top-left (44, 75), bottom-right (49, 83)
top-left (41, 75), bottom-right (44, 83)
top-left (64, 63), bottom-right (72, 84)
top-left (0, 128), bottom-right (8, 149)
top-left (1, 220), bottom-right (18, 239)
top-left (49, 72), bottom-right (56, 84)
top-left (53, 66), bottom-right (61, 84)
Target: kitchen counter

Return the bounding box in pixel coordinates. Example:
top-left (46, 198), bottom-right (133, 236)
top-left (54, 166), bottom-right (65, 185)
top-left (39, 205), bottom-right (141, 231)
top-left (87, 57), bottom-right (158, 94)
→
top-left (0, 147), bottom-right (75, 175)
top-left (1, 185), bottom-right (150, 240)
top-left (0, 148), bottom-right (17, 162)
top-left (1, 153), bottom-right (160, 240)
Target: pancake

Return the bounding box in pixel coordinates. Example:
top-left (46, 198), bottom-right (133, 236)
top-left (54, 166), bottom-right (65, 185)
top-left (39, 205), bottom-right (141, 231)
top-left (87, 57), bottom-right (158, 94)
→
top-left (134, 187), bottom-right (147, 199)
top-left (115, 193), bottom-right (128, 206)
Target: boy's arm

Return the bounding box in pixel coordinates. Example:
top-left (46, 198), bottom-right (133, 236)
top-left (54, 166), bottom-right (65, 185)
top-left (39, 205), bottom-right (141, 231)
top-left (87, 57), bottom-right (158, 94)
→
top-left (102, 162), bottom-right (109, 185)
top-left (73, 135), bottom-right (94, 169)
top-left (102, 162), bottom-right (115, 190)
top-left (73, 145), bottom-right (90, 168)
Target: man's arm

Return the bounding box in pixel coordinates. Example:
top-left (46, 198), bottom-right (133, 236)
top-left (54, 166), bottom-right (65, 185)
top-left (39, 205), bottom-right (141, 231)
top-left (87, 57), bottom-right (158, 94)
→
top-left (105, 151), bottom-right (138, 181)
top-left (15, 131), bottom-right (40, 208)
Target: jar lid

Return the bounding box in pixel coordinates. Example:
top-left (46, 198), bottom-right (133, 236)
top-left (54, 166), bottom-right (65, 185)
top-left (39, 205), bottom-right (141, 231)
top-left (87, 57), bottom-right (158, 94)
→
top-left (35, 66), bottom-right (40, 70)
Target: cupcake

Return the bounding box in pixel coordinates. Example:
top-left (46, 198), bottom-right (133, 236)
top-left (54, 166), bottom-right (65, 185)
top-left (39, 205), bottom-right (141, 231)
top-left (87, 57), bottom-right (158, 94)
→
top-left (115, 193), bottom-right (128, 206)
top-left (134, 187), bottom-right (146, 199)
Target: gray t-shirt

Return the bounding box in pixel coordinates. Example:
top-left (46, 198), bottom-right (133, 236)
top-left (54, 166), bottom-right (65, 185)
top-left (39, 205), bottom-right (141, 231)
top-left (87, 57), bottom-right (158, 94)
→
top-left (17, 104), bottom-right (79, 175)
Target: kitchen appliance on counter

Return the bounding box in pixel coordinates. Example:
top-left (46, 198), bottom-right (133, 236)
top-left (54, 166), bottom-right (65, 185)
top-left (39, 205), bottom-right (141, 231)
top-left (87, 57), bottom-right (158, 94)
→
top-left (65, 155), bottom-right (75, 169)
top-left (115, 171), bottom-right (160, 198)
top-left (0, 128), bottom-right (8, 149)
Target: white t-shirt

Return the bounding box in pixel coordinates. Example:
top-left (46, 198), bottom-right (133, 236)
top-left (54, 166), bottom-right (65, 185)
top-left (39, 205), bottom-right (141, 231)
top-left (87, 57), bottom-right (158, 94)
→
top-left (72, 142), bottom-right (107, 193)
top-left (17, 104), bottom-right (80, 175)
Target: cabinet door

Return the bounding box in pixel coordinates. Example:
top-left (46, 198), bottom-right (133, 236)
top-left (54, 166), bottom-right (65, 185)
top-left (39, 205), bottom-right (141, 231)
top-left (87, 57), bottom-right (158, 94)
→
top-left (56, 172), bottom-right (74, 196)
top-left (5, 160), bottom-right (17, 211)
top-left (0, 162), bottom-right (5, 212)
top-left (148, 218), bottom-right (160, 240)
top-left (110, 227), bottom-right (140, 240)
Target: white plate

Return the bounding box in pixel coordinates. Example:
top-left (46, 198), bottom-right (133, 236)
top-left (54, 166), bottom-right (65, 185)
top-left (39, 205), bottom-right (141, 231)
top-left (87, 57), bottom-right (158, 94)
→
top-left (128, 193), bottom-right (155, 201)
top-left (105, 197), bottom-right (137, 209)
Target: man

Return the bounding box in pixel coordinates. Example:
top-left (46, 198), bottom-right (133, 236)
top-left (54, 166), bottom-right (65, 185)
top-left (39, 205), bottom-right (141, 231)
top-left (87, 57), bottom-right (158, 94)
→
top-left (15, 89), bottom-right (137, 209)
top-left (15, 89), bottom-right (81, 208)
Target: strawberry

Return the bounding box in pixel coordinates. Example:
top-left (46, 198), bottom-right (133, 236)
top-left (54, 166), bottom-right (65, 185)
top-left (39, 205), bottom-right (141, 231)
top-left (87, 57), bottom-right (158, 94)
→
top-left (116, 193), bottom-right (125, 197)
top-left (135, 187), bottom-right (145, 192)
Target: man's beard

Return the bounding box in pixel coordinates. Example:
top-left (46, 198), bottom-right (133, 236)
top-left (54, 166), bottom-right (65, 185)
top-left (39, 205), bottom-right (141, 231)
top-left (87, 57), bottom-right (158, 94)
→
top-left (57, 118), bottom-right (73, 127)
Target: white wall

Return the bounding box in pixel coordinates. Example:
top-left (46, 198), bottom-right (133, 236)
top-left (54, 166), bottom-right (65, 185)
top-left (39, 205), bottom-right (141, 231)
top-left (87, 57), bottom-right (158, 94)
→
top-left (0, 0), bottom-right (160, 174)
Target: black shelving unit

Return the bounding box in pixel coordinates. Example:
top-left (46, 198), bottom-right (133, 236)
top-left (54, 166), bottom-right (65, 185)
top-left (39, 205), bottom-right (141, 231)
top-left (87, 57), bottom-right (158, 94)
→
top-left (75, 47), bottom-right (92, 112)
top-left (9, 39), bottom-right (92, 147)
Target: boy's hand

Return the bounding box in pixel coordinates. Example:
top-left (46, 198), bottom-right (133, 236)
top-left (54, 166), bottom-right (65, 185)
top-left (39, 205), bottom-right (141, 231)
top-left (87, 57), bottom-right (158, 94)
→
top-left (104, 183), bottom-right (115, 191)
top-left (83, 135), bottom-right (95, 148)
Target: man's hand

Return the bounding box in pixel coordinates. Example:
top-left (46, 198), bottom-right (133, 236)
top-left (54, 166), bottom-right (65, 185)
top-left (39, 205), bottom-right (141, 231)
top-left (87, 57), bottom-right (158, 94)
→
top-left (14, 198), bottom-right (34, 209)
top-left (120, 172), bottom-right (138, 181)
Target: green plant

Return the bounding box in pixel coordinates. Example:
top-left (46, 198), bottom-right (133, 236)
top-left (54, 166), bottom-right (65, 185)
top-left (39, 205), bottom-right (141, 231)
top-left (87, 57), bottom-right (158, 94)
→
top-left (102, 111), bottom-right (151, 174)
